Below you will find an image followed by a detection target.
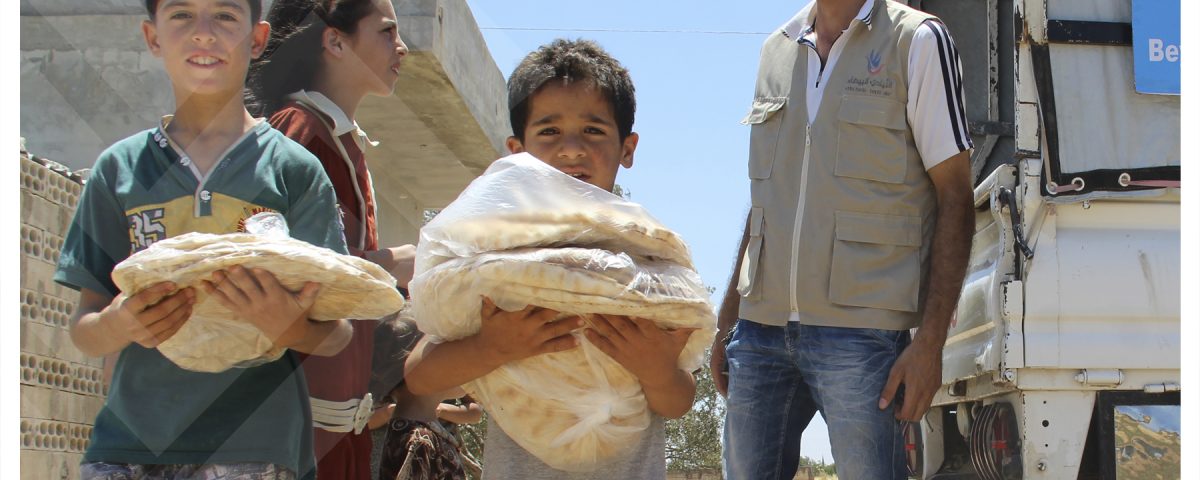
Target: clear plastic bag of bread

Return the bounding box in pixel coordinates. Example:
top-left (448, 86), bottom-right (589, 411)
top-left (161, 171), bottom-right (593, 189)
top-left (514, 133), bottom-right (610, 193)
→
top-left (409, 154), bottom-right (716, 471)
top-left (416, 153), bottom-right (696, 272)
top-left (111, 212), bottom-right (405, 372)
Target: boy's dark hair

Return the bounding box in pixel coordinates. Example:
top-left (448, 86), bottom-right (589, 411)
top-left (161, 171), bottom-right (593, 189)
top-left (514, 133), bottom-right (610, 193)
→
top-left (508, 38), bottom-right (636, 142)
top-left (145, 0), bottom-right (263, 22)
top-left (244, 0), bottom-right (377, 117)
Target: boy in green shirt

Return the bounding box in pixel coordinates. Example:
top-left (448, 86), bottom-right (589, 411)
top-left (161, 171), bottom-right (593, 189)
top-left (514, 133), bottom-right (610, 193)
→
top-left (54, 0), bottom-right (352, 478)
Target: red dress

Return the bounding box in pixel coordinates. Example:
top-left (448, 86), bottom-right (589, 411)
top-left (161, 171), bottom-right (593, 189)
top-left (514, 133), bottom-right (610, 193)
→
top-left (271, 100), bottom-right (379, 480)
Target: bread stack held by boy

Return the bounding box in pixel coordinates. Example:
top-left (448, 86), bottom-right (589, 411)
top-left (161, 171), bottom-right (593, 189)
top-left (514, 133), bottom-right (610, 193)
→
top-left (111, 212), bottom-right (406, 372)
top-left (408, 153), bottom-right (716, 471)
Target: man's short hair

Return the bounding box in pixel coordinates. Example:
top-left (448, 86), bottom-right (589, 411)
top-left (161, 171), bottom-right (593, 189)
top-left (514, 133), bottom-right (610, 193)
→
top-left (144, 0), bottom-right (263, 22)
top-left (508, 38), bottom-right (636, 141)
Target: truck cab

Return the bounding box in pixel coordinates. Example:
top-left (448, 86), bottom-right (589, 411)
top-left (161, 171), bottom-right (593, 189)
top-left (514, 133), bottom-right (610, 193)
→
top-left (907, 0), bottom-right (1181, 478)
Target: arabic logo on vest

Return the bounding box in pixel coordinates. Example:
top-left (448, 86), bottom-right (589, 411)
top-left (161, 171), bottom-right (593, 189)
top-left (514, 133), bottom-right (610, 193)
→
top-left (867, 50), bottom-right (884, 75)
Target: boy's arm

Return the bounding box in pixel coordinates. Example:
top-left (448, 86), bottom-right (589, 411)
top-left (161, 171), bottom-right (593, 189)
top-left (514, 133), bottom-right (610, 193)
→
top-left (203, 266), bottom-right (352, 356)
top-left (278, 315), bottom-right (353, 357)
top-left (69, 283), bottom-right (196, 357)
top-left (642, 368), bottom-right (696, 420)
top-left (404, 298), bottom-right (582, 395)
top-left (584, 315), bottom-right (698, 418)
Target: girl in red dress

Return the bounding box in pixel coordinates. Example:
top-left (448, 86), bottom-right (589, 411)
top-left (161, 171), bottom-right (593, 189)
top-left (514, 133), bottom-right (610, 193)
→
top-left (247, 1), bottom-right (414, 478)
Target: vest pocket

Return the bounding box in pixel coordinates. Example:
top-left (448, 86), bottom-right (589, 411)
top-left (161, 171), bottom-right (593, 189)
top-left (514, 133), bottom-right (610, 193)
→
top-left (828, 210), bottom-right (922, 312)
top-left (834, 95), bottom-right (908, 184)
top-left (736, 207), bottom-right (766, 301)
top-left (741, 97), bottom-right (787, 180)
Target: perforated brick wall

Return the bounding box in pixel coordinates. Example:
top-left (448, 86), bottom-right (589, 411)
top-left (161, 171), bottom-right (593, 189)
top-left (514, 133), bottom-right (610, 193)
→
top-left (20, 152), bottom-right (101, 480)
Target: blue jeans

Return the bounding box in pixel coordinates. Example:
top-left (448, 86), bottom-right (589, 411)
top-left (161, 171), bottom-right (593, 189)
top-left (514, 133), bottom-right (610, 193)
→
top-left (722, 319), bottom-right (910, 480)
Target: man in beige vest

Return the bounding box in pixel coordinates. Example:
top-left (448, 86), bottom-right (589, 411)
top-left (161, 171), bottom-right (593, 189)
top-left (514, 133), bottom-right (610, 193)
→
top-left (710, 1), bottom-right (975, 479)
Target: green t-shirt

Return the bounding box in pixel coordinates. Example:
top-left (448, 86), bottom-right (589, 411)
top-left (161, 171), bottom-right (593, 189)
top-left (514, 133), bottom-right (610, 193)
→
top-left (54, 119), bottom-right (349, 478)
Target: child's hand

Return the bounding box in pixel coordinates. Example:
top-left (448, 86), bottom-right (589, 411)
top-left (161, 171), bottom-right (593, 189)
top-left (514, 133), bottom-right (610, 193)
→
top-left (476, 297), bottom-right (582, 366)
top-left (583, 314), bottom-right (695, 389)
top-left (100, 281), bottom-right (196, 348)
top-left (367, 402), bottom-right (395, 430)
top-left (202, 266), bottom-right (321, 350)
top-left (366, 245), bottom-right (416, 288)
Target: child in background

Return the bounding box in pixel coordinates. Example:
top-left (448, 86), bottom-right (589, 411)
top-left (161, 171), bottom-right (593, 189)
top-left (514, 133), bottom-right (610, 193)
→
top-left (55, 0), bottom-right (353, 478)
top-left (368, 311), bottom-right (483, 480)
top-left (246, 1), bottom-right (413, 478)
top-left (403, 38), bottom-right (697, 480)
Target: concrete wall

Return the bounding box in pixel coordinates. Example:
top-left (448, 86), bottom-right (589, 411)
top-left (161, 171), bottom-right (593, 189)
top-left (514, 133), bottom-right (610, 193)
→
top-left (20, 12), bottom-right (174, 170)
top-left (19, 152), bottom-right (103, 480)
top-left (364, 0), bottom-right (512, 246)
top-left (20, 0), bottom-right (512, 247)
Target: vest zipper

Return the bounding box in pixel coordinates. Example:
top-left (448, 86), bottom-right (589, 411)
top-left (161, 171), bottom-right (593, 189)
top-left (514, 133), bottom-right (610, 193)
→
top-left (790, 125), bottom-right (813, 313)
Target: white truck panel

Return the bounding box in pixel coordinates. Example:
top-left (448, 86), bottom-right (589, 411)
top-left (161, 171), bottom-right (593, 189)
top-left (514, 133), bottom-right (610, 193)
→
top-left (1023, 199), bottom-right (1180, 369)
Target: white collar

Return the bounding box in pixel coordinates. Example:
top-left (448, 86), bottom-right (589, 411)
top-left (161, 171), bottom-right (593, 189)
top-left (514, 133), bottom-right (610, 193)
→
top-left (781, 0), bottom-right (876, 42)
top-left (285, 90), bottom-right (368, 140)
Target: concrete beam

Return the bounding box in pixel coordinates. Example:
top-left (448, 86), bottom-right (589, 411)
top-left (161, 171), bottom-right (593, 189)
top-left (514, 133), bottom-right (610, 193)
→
top-left (360, 0), bottom-right (511, 245)
top-left (21, 0), bottom-right (144, 17)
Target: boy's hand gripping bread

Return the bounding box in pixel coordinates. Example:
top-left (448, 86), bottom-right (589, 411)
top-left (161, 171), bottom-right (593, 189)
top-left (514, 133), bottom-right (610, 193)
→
top-left (113, 229), bottom-right (405, 372)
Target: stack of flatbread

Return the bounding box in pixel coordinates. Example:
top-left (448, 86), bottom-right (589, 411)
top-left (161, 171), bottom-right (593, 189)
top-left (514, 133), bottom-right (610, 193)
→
top-left (112, 230), bottom-right (405, 372)
top-left (410, 153), bottom-right (716, 471)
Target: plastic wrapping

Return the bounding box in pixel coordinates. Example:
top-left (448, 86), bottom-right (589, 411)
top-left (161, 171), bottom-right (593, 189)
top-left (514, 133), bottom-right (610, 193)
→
top-left (112, 213), bottom-right (405, 372)
top-left (409, 154), bottom-right (716, 471)
top-left (416, 153), bottom-right (695, 273)
top-left (414, 248), bottom-right (713, 369)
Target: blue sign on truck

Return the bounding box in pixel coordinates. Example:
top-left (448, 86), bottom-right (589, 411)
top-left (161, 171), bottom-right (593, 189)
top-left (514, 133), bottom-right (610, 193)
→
top-left (1132, 0), bottom-right (1180, 95)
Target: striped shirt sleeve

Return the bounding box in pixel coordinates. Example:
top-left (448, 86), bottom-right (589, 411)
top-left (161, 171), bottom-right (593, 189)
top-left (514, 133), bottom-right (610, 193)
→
top-left (907, 19), bottom-right (974, 171)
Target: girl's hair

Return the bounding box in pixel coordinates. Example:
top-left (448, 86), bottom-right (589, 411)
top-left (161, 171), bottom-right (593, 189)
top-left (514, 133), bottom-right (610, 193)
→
top-left (368, 306), bottom-right (423, 399)
top-left (245, 0), bottom-right (376, 117)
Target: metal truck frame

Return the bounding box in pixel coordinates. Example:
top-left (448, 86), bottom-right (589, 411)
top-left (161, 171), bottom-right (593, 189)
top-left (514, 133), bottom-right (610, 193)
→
top-left (906, 0), bottom-right (1181, 478)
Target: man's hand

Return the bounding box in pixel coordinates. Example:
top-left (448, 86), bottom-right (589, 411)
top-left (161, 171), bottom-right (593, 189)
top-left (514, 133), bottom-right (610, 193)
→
top-left (878, 151), bottom-right (972, 422)
top-left (99, 281), bottom-right (196, 348)
top-left (202, 266), bottom-right (320, 349)
top-left (476, 297), bottom-right (582, 366)
top-left (711, 210), bottom-right (753, 399)
top-left (879, 335), bottom-right (944, 421)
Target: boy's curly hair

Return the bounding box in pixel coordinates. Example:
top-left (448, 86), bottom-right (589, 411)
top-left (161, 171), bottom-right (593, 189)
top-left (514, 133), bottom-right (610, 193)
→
top-left (508, 38), bottom-right (636, 142)
top-left (144, 0), bottom-right (264, 22)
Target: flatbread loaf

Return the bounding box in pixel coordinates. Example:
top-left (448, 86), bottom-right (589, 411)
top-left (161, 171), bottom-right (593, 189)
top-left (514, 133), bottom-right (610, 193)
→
top-left (417, 154), bottom-right (694, 271)
top-left (112, 232), bottom-right (405, 372)
top-left (409, 247), bottom-right (716, 471)
top-left (411, 153), bottom-right (716, 471)
top-left (467, 340), bottom-right (651, 471)
top-left (412, 248), bottom-right (714, 371)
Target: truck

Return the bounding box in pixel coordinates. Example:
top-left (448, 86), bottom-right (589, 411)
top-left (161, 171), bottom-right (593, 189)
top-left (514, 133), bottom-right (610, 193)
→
top-left (905, 0), bottom-right (1181, 478)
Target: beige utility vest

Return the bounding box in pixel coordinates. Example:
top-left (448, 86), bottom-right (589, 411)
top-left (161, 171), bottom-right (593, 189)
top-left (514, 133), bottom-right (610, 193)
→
top-left (737, 0), bottom-right (938, 330)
